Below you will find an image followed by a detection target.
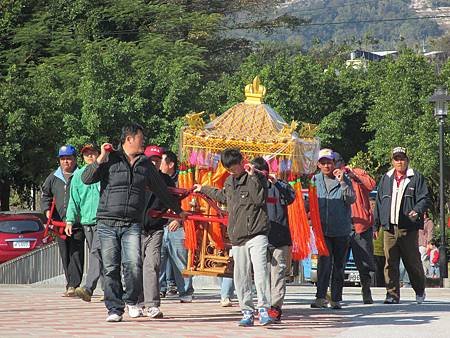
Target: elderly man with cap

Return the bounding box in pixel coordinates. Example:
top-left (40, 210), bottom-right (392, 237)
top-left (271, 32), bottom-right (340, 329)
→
top-left (334, 152), bottom-right (377, 304)
top-left (137, 145), bottom-right (182, 319)
top-left (374, 147), bottom-right (431, 304)
top-left (310, 148), bottom-right (355, 310)
top-left (65, 143), bottom-right (103, 302)
top-left (41, 144), bottom-right (84, 297)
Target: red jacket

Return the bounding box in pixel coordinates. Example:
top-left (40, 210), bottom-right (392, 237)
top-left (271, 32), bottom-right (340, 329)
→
top-left (347, 167), bottom-right (376, 233)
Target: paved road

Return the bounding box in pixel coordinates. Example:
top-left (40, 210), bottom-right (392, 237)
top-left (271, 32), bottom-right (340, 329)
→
top-left (0, 284), bottom-right (449, 337)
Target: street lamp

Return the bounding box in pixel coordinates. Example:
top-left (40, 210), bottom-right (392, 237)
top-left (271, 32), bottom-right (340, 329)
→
top-left (429, 87), bottom-right (449, 287)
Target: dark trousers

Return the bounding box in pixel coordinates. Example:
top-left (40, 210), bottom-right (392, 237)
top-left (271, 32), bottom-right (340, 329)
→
top-left (138, 229), bottom-right (164, 308)
top-left (373, 255), bottom-right (386, 287)
top-left (83, 224), bottom-right (103, 294)
top-left (350, 228), bottom-right (376, 286)
top-left (57, 228), bottom-right (85, 289)
top-left (384, 225), bottom-right (425, 300)
top-left (316, 235), bottom-right (349, 302)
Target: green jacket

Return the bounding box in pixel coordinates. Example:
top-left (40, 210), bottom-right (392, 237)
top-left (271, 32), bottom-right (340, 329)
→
top-left (66, 165), bottom-right (100, 225)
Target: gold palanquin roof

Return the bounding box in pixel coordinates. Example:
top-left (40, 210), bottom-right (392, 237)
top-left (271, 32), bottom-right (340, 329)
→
top-left (180, 77), bottom-right (320, 174)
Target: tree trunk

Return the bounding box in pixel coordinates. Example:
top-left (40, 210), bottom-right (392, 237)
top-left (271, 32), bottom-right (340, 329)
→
top-left (0, 178), bottom-right (10, 211)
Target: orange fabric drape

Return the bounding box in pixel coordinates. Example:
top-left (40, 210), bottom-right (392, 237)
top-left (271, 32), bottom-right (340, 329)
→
top-left (308, 178), bottom-right (329, 256)
top-left (287, 178), bottom-right (311, 260)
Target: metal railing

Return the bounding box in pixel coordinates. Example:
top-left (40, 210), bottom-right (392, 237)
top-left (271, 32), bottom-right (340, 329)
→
top-left (0, 242), bottom-right (64, 284)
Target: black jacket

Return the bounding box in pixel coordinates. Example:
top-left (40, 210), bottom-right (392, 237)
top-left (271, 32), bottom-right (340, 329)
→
top-left (202, 172), bottom-right (270, 246)
top-left (41, 167), bottom-right (80, 228)
top-left (374, 168), bottom-right (431, 231)
top-left (143, 171), bottom-right (176, 233)
top-left (81, 149), bottom-right (182, 224)
top-left (267, 180), bottom-right (296, 248)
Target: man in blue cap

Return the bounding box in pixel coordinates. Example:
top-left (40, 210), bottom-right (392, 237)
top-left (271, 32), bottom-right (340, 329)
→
top-left (41, 144), bottom-right (85, 297)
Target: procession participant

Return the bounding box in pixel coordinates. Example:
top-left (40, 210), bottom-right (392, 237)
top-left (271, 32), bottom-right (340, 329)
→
top-left (194, 148), bottom-right (272, 327)
top-left (311, 149), bottom-right (355, 310)
top-left (65, 143), bottom-right (103, 302)
top-left (82, 123), bottom-right (186, 322)
top-left (334, 152), bottom-right (376, 304)
top-left (251, 157), bottom-right (295, 322)
top-left (41, 144), bottom-right (84, 297)
top-left (374, 147), bottom-right (430, 304)
top-left (159, 150), bottom-right (194, 303)
top-left (138, 145), bottom-right (181, 318)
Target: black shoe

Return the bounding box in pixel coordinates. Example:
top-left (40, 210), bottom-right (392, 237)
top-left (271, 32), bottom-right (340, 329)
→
top-left (160, 291), bottom-right (166, 298)
top-left (384, 295), bottom-right (399, 304)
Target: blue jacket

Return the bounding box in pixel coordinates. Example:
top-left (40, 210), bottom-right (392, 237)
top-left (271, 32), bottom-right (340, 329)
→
top-left (314, 172), bottom-right (356, 237)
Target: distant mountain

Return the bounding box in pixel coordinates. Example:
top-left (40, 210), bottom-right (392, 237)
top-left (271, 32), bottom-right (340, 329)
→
top-left (228, 0), bottom-right (446, 50)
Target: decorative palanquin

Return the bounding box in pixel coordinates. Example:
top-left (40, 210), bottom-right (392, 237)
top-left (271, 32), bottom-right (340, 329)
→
top-left (178, 77), bottom-right (321, 277)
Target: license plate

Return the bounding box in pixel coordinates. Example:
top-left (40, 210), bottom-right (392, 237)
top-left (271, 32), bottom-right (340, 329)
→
top-left (349, 272), bottom-right (360, 282)
top-left (13, 241), bottom-right (30, 249)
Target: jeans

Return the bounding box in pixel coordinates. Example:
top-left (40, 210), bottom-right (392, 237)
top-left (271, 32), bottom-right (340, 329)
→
top-left (159, 227), bottom-right (193, 297)
top-left (232, 235), bottom-right (271, 311)
top-left (316, 235), bottom-right (349, 302)
top-left (218, 277), bottom-right (235, 299)
top-left (97, 222), bottom-right (142, 316)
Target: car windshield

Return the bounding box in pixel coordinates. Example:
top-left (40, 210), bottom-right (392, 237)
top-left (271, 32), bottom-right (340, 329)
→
top-left (0, 220), bottom-right (41, 234)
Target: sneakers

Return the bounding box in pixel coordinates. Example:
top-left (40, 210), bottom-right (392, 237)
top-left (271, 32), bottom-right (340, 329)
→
top-left (167, 285), bottom-right (178, 296)
top-left (311, 298), bottom-right (330, 308)
top-left (106, 313), bottom-right (123, 322)
top-left (180, 294), bottom-right (193, 303)
top-left (384, 295), bottom-right (400, 304)
top-left (160, 291), bottom-right (166, 298)
top-left (238, 310), bottom-right (254, 327)
top-left (62, 287), bottom-right (76, 297)
top-left (127, 305), bottom-right (143, 318)
top-left (75, 287), bottom-right (92, 302)
top-left (147, 307), bottom-right (164, 318)
top-left (268, 306), bottom-right (282, 323)
top-left (416, 292), bottom-right (426, 304)
top-left (258, 307), bottom-right (272, 326)
top-left (330, 301), bottom-right (342, 309)
top-left (99, 295), bottom-right (105, 302)
top-left (220, 297), bottom-right (232, 307)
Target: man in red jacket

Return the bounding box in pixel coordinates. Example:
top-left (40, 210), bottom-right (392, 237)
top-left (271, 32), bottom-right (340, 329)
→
top-left (334, 152), bottom-right (376, 304)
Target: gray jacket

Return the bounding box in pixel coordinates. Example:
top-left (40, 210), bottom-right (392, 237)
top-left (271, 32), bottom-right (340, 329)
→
top-left (314, 172), bottom-right (356, 237)
top-left (202, 172), bottom-right (270, 246)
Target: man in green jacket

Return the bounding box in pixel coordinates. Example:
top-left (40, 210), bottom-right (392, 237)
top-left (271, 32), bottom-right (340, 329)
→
top-left (65, 143), bottom-right (102, 302)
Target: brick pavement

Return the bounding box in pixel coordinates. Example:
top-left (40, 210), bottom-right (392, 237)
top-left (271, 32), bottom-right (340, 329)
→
top-left (0, 285), bottom-right (449, 337)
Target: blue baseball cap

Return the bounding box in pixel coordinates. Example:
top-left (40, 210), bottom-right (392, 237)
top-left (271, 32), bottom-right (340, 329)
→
top-left (58, 145), bottom-right (76, 157)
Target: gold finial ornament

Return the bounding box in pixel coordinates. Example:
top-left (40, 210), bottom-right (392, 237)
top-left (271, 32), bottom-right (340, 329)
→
top-left (185, 111), bottom-right (206, 130)
top-left (244, 76), bottom-right (266, 104)
top-left (299, 122), bottom-right (318, 138)
top-left (280, 120), bottom-right (298, 136)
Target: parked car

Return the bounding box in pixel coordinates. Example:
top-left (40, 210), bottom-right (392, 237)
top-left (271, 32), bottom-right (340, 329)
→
top-left (0, 212), bottom-right (52, 263)
top-left (305, 248), bottom-right (360, 286)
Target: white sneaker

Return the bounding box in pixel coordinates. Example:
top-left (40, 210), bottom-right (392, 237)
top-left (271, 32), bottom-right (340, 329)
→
top-left (147, 307), bottom-right (163, 318)
top-left (179, 294), bottom-right (193, 303)
top-left (127, 305), bottom-right (143, 318)
top-left (416, 292), bottom-right (426, 304)
top-left (106, 313), bottom-right (123, 322)
top-left (220, 298), bottom-right (232, 307)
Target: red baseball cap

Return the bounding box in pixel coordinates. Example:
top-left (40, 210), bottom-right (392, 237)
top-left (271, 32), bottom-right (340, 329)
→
top-left (144, 145), bottom-right (164, 158)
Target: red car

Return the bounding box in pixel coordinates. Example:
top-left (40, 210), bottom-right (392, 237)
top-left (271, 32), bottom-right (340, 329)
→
top-left (0, 212), bottom-right (52, 263)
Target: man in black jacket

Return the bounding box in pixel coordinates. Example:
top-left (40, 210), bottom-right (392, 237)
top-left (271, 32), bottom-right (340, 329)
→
top-left (82, 123), bottom-right (185, 323)
top-left (41, 144), bottom-right (84, 297)
top-left (374, 147), bottom-right (431, 304)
